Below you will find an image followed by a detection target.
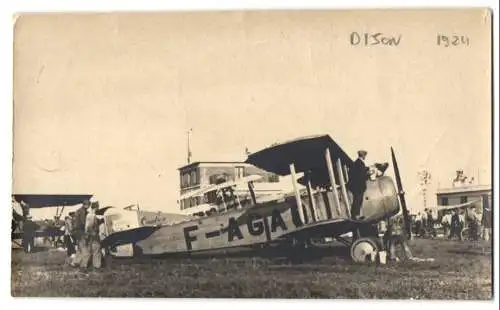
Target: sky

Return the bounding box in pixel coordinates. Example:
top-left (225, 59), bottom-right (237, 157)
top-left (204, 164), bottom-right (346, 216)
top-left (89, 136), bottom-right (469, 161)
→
top-left (12, 10), bottom-right (492, 219)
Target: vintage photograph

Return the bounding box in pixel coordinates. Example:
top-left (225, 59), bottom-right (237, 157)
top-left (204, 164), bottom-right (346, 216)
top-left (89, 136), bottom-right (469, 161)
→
top-left (10, 9), bottom-right (493, 298)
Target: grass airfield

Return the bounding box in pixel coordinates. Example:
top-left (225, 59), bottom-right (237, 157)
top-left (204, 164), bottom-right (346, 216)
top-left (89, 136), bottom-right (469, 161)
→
top-left (11, 238), bottom-right (492, 299)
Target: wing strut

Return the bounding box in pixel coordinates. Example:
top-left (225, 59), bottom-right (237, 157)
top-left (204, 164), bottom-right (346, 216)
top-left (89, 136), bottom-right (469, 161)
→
top-left (342, 165), bottom-right (349, 183)
top-left (247, 181), bottom-right (257, 205)
top-left (289, 163), bottom-right (305, 225)
top-left (325, 148), bottom-right (342, 216)
top-left (336, 158), bottom-right (351, 218)
top-left (305, 173), bottom-right (319, 222)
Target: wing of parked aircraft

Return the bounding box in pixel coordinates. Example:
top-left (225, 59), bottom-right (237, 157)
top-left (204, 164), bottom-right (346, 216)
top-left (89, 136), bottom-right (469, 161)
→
top-left (434, 199), bottom-right (482, 211)
top-left (179, 175), bottom-right (264, 200)
top-left (12, 194), bottom-right (93, 208)
top-left (11, 194), bottom-right (94, 243)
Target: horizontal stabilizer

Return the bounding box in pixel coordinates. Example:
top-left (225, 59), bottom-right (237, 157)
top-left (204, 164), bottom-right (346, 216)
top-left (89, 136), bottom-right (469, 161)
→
top-left (101, 226), bottom-right (161, 248)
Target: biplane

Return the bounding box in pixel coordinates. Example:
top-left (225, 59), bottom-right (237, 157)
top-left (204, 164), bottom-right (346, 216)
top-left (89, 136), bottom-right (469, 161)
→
top-left (11, 194), bottom-right (112, 248)
top-left (100, 134), bottom-right (411, 262)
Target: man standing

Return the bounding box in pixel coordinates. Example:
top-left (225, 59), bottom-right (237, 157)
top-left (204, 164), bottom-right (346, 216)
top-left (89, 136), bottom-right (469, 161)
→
top-left (80, 202), bottom-right (103, 269)
top-left (467, 207), bottom-right (481, 241)
top-left (347, 150), bottom-right (369, 220)
top-left (415, 212), bottom-right (422, 237)
top-left (70, 199), bottom-right (90, 267)
top-left (383, 213), bottom-right (414, 262)
top-left (482, 205), bottom-right (491, 241)
top-left (450, 209), bottom-right (462, 241)
top-left (22, 215), bottom-right (38, 253)
top-left (63, 215), bottom-right (75, 258)
top-left (441, 211), bottom-right (451, 239)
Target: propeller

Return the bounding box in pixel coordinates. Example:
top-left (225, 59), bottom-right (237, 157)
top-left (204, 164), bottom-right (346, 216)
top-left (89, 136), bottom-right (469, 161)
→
top-left (391, 147), bottom-right (412, 240)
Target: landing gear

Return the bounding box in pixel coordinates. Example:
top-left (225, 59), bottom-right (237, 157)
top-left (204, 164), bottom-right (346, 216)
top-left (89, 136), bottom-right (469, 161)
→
top-left (350, 237), bottom-right (380, 263)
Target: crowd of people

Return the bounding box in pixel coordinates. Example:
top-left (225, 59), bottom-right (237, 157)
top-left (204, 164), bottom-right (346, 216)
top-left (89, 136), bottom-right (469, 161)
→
top-left (411, 206), bottom-right (489, 241)
top-left (64, 199), bottom-right (105, 270)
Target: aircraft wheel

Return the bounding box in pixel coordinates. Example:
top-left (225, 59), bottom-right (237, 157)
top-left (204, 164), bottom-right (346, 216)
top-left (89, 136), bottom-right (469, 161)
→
top-left (350, 237), bottom-right (379, 263)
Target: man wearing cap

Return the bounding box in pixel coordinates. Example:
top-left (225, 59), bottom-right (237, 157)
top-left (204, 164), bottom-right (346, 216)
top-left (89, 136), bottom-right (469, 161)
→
top-left (70, 199), bottom-right (91, 267)
top-left (347, 150), bottom-right (370, 220)
top-left (80, 201), bottom-right (103, 269)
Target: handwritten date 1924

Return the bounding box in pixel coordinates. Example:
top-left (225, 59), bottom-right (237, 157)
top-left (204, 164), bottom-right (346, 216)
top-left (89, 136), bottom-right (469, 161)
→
top-left (437, 35), bottom-right (470, 47)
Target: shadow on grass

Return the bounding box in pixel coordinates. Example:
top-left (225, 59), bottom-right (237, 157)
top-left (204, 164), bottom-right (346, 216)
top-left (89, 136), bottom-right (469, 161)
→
top-left (12, 246), bottom-right (49, 254)
top-left (447, 249), bottom-right (492, 256)
top-left (108, 243), bottom-right (352, 266)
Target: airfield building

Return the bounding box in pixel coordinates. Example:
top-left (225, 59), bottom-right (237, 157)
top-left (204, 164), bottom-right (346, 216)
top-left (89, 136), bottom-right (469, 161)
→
top-left (436, 183), bottom-right (492, 228)
top-left (436, 184), bottom-right (491, 208)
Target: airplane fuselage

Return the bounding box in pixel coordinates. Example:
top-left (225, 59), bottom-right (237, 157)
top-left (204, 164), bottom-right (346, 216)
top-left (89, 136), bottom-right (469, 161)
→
top-left (105, 176), bottom-right (400, 257)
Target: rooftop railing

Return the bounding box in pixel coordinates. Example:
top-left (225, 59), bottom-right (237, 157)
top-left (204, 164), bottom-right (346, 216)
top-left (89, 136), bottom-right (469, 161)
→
top-left (436, 184), bottom-right (492, 194)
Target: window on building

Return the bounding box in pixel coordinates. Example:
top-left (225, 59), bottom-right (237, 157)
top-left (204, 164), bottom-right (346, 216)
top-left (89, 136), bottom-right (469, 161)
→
top-left (268, 174), bottom-right (279, 183)
top-left (440, 197), bottom-right (448, 206)
top-left (235, 166), bottom-right (245, 179)
top-left (181, 173), bottom-right (190, 188)
top-left (209, 175), bottom-right (216, 184)
top-left (207, 191), bottom-right (217, 203)
top-left (210, 174), bottom-right (228, 184)
top-left (190, 169), bottom-right (199, 186)
top-left (460, 196), bottom-right (468, 204)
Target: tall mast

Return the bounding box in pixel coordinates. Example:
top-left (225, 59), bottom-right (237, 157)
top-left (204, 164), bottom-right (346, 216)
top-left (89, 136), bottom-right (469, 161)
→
top-left (187, 128), bottom-right (193, 164)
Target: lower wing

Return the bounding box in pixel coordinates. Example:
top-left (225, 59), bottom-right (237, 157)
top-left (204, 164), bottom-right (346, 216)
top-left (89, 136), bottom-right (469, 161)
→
top-left (278, 218), bottom-right (357, 240)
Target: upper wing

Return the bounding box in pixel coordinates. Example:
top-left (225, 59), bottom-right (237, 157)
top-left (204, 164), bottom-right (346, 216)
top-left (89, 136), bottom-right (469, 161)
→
top-left (246, 134), bottom-right (353, 188)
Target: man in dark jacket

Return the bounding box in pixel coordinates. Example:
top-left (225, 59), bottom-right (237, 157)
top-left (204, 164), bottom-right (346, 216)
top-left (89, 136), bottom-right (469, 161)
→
top-left (450, 209), bottom-right (462, 241)
top-left (70, 199), bottom-right (91, 267)
top-left (22, 215), bottom-right (38, 253)
top-left (348, 150), bottom-right (369, 220)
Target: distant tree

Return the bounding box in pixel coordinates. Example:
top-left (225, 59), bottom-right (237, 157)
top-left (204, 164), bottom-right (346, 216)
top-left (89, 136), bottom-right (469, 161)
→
top-left (418, 170), bottom-right (432, 209)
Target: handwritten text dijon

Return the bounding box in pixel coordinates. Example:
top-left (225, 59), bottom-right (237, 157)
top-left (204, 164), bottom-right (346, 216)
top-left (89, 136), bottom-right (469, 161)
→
top-left (350, 32), bottom-right (402, 47)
